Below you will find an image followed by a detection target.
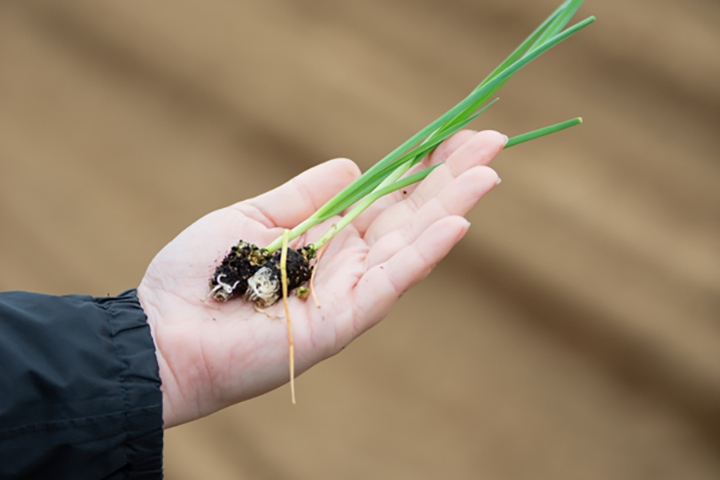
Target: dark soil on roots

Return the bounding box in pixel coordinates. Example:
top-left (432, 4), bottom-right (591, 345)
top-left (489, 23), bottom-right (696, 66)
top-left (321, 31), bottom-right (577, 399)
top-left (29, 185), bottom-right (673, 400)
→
top-left (209, 241), bottom-right (269, 301)
top-left (265, 246), bottom-right (315, 291)
top-left (209, 241), bottom-right (315, 304)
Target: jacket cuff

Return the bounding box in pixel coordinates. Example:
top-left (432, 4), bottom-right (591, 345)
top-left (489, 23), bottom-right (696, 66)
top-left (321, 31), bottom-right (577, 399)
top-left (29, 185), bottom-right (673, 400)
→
top-left (0, 289), bottom-right (163, 479)
top-left (96, 289), bottom-right (164, 478)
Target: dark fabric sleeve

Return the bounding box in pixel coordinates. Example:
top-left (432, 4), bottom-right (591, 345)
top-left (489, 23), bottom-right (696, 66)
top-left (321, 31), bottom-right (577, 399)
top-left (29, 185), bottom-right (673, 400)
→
top-left (0, 289), bottom-right (163, 480)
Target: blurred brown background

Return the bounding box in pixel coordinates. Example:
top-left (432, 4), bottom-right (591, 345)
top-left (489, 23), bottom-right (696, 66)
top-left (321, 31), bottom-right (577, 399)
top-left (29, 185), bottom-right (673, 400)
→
top-left (1, 0), bottom-right (719, 478)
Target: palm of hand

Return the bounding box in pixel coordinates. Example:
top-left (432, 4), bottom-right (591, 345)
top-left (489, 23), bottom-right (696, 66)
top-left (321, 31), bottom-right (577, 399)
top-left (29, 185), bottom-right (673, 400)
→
top-left (137, 130), bottom-right (505, 428)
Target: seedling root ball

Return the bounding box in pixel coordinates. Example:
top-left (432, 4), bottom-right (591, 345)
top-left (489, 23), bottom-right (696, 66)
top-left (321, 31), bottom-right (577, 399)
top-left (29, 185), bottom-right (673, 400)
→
top-left (209, 241), bottom-right (315, 306)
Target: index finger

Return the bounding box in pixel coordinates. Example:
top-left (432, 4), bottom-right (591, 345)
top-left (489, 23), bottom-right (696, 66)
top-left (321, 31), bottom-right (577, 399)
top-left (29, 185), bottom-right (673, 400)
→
top-left (358, 130), bottom-right (506, 241)
top-left (233, 158), bottom-right (361, 229)
top-left (350, 129), bottom-right (478, 235)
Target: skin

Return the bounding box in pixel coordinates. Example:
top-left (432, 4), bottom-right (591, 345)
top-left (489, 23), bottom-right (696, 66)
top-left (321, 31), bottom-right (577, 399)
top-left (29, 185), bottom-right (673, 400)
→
top-left (137, 130), bottom-right (506, 428)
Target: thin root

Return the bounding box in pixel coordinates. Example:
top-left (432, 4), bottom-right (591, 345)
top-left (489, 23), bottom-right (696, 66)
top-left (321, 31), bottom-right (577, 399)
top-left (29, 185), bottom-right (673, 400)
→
top-left (204, 274), bottom-right (239, 303)
top-left (253, 304), bottom-right (282, 320)
top-left (310, 239), bottom-right (330, 309)
top-left (280, 229), bottom-right (296, 405)
top-left (201, 283), bottom-right (223, 304)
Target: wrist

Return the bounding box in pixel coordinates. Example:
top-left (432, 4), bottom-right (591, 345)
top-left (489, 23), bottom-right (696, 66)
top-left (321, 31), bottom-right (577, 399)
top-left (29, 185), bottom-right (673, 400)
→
top-left (136, 285), bottom-right (179, 429)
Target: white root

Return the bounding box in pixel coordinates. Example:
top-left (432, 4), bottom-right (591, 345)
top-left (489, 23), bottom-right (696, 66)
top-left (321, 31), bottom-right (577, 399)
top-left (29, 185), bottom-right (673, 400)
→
top-left (244, 267), bottom-right (280, 307)
top-left (205, 274), bottom-right (239, 303)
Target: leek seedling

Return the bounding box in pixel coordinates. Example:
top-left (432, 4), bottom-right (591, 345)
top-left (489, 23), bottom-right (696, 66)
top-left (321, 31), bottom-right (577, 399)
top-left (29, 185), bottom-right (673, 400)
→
top-left (209, 0), bottom-right (595, 306)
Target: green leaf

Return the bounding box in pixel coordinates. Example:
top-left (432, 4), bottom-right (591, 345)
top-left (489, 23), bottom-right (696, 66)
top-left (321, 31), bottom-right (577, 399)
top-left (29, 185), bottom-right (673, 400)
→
top-left (479, 0), bottom-right (572, 88)
top-left (264, 3), bottom-right (596, 253)
top-left (505, 117), bottom-right (582, 148)
top-left (531, 0), bottom-right (585, 49)
top-left (364, 117), bottom-right (585, 204)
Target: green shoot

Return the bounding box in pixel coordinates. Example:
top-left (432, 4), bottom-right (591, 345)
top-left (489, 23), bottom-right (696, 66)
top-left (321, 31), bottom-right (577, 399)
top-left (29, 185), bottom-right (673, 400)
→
top-left (309, 117), bottom-right (584, 250)
top-left (263, 1), bottom-right (595, 254)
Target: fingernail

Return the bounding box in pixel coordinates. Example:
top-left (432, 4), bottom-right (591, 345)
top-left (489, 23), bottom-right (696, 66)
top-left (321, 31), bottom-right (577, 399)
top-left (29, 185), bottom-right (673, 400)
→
top-left (495, 177), bottom-right (502, 185)
top-left (465, 220), bottom-right (472, 229)
top-left (502, 134), bottom-right (509, 145)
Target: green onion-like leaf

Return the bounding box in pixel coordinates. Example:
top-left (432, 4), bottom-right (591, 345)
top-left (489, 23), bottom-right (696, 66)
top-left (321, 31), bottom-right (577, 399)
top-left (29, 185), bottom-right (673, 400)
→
top-left (372, 117), bottom-right (585, 202)
top-left (311, 13), bottom-right (595, 222)
top-left (307, 116), bottom-right (586, 251)
top-left (264, 1), bottom-right (595, 253)
top-left (505, 117), bottom-right (582, 148)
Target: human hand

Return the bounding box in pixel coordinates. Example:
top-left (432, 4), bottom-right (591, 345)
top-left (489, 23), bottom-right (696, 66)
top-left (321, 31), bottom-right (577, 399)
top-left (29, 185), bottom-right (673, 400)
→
top-left (137, 130), bottom-right (506, 428)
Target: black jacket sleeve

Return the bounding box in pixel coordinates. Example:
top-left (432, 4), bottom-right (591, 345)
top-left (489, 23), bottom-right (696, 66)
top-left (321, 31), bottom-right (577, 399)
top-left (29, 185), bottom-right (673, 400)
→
top-left (0, 289), bottom-right (163, 480)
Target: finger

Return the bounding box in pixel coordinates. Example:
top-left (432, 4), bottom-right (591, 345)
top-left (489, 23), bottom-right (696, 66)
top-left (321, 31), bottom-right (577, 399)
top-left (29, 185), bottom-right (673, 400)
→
top-left (400, 129), bottom-right (506, 207)
top-left (363, 130), bottom-right (506, 243)
top-left (348, 215), bottom-right (470, 339)
top-left (444, 129), bottom-right (506, 177)
top-left (351, 129), bottom-right (478, 235)
top-left (364, 166), bottom-right (498, 268)
top-left (233, 158), bottom-right (361, 229)
top-left (424, 129), bottom-right (480, 169)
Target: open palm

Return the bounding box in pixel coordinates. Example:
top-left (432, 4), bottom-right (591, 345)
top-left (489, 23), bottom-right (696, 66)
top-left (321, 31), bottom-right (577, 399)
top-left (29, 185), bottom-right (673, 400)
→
top-left (137, 130), bottom-right (505, 428)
